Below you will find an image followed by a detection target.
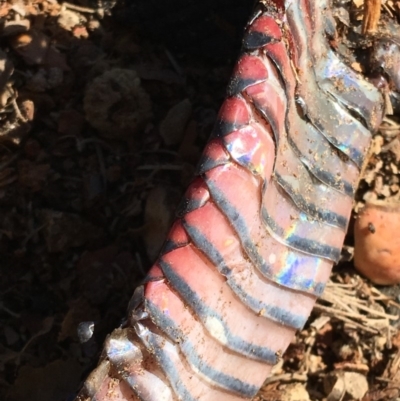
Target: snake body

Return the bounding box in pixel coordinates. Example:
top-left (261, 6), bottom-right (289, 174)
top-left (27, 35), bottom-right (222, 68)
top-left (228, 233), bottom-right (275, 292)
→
top-left (76, 1), bottom-right (384, 400)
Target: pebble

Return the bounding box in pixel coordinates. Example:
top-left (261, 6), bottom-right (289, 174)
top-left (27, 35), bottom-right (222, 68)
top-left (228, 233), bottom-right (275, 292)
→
top-left (354, 200), bottom-right (400, 285)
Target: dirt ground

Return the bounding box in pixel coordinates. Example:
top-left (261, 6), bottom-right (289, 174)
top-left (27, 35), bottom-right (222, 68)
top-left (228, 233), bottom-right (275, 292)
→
top-left (0, 1), bottom-right (399, 400)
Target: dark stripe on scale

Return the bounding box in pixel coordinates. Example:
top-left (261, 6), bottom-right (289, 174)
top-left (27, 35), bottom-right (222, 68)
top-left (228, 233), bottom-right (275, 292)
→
top-left (137, 326), bottom-right (199, 401)
top-left (286, 135), bottom-right (354, 197)
top-left (196, 154), bottom-right (229, 175)
top-left (211, 120), bottom-right (247, 138)
top-left (159, 258), bottom-right (277, 364)
top-left (274, 172), bottom-right (348, 230)
top-left (243, 31), bottom-right (275, 50)
top-left (176, 198), bottom-right (206, 217)
top-left (326, 99), bottom-right (371, 170)
top-left (204, 176), bottom-right (268, 274)
top-left (247, 95), bottom-right (280, 146)
top-left (161, 239), bottom-right (186, 256)
top-left (121, 377), bottom-right (150, 401)
top-left (312, 121), bottom-right (364, 170)
top-left (228, 77), bottom-right (267, 97)
top-left (261, 207), bottom-right (341, 262)
top-left (228, 280), bottom-right (306, 329)
top-left (146, 300), bottom-right (259, 397)
top-left (260, 49), bottom-right (356, 197)
top-left (205, 175), bottom-right (326, 295)
top-left (182, 220), bottom-right (307, 329)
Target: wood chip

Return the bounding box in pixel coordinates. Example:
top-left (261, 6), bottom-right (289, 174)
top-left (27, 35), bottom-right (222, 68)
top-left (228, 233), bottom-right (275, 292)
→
top-left (362, 0), bottom-right (382, 34)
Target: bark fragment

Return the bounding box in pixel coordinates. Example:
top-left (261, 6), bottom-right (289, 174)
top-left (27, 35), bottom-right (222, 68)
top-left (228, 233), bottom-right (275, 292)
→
top-left (362, 0), bottom-right (381, 34)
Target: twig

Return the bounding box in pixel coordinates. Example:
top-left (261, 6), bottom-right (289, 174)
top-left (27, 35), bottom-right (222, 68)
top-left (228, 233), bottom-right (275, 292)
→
top-left (374, 377), bottom-right (400, 384)
top-left (313, 304), bottom-right (379, 334)
top-left (316, 278), bottom-right (399, 335)
top-left (61, 2), bottom-right (96, 14)
top-left (344, 299), bottom-right (398, 320)
top-left (11, 98), bottom-right (28, 123)
top-left (262, 373), bottom-right (308, 385)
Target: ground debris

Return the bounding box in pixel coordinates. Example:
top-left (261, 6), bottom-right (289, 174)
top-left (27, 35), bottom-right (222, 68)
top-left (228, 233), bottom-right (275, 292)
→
top-left (324, 371), bottom-right (369, 401)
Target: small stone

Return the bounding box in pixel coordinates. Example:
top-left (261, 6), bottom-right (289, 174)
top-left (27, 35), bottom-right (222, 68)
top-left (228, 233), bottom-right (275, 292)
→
top-left (308, 354), bottom-right (325, 374)
top-left (354, 200), bottom-right (400, 285)
top-left (390, 183), bottom-right (399, 193)
top-left (370, 135), bottom-right (384, 155)
top-left (281, 383), bottom-right (310, 401)
top-left (20, 99), bottom-right (34, 121)
top-left (58, 9), bottom-right (82, 31)
top-left (373, 175), bottom-right (383, 195)
top-left (388, 138), bottom-right (400, 162)
top-left (374, 335), bottom-right (387, 351)
top-left (87, 19), bottom-right (101, 31)
top-left (72, 26), bottom-right (89, 39)
top-left (338, 344), bottom-right (355, 360)
top-left (10, 2), bottom-right (26, 16)
top-left (77, 321), bottom-right (95, 343)
top-left (310, 315), bottom-right (331, 331)
top-left (351, 61), bottom-right (362, 72)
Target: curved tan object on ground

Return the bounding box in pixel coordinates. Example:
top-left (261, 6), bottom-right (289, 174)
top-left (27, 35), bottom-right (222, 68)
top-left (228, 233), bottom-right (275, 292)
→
top-left (354, 200), bottom-right (400, 285)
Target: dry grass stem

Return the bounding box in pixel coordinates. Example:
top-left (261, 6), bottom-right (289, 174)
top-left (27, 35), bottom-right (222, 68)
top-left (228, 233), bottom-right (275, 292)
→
top-left (316, 277), bottom-right (399, 334)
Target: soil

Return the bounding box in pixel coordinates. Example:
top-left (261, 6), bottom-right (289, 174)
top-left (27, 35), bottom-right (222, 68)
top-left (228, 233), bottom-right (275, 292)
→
top-left (0, 1), bottom-right (399, 401)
